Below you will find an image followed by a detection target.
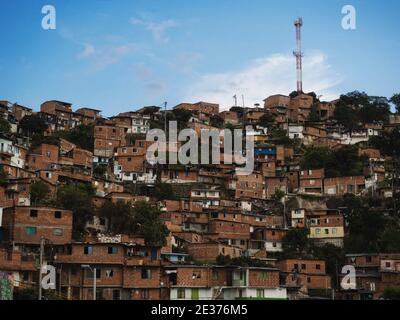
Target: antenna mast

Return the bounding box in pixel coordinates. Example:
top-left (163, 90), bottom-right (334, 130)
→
top-left (293, 17), bottom-right (303, 93)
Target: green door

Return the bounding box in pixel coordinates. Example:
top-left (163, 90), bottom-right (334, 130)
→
top-left (191, 288), bottom-right (199, 300)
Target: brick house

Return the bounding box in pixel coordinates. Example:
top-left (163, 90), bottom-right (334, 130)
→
top-left (174, 101), bottom-right (219, 116)
top-left (323, 176), bottom-right (366, 196)
top-left (265, 176), bottom-right (288, 199)
top-left (299, 169), bottom-right (325, 194)
top-left (27, 144), bottom-right (59, 171)
top-left (278, 259), bottom-right (332, 296)
top-left (1, 206), bottom-right (73, 245)
top-left (187, 242), bottom-right (243, 263)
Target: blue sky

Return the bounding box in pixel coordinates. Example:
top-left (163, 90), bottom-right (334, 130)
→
top-left (0, 0), bottom-right (399, 115)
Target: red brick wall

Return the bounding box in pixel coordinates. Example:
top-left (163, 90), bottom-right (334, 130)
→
top-left (3, 206), bottom-right (72, 244)
top-left (248, 269), bottom-right (280, 288)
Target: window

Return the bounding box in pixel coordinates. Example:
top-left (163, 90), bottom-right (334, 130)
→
top-left (177, 288), bottom-right (185, 299)
top-left (127, 157), bottom-right (132, 162)
top-left (316, 264), bottom-right (321, 270)
top-left (324, 229), bottom-right (329, 235)
top-left (53, 228), bottom-right (63, 236)
top-left (301, 264), bottom-right (306, 270)
top-left (366, 256), bottom-right (372, 263)
top-left (141, 289), bottom-right (149, 300)
top-left (307, 277), bottom-right (311, 283)
top-left (385, 262), bottom-right (391, 268)
top-left (84, 246), bottom-right (93, 255)
top-left (316, 228), bottom-right (321, 234)
top-left (30, 210), bottom-right (38, 218)
top-left (108, 246), bottom-right (118, 254)
top-left (257, 289), bottom-right (265, 298)
top-left (141, 269), bottom-right (151, 279)
top-left (105, 269), bottom-right (114, 278)
top-left (212, 270), bottom-right (219, 280)
top-left (54, 211), bottom-right (62, 219)
top-left (25, 226), bottom-right (37, 235)
top-left (112, 289), bottom-right (120, 300)
top-left (192, 271), bottom-right (201, 279)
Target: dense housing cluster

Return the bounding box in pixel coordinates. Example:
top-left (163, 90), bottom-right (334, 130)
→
top-left (0, 90), bottom-right (400, 300)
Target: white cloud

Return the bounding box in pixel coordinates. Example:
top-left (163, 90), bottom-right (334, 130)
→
top-left (77, 43), bottom-right (95, 59)
top-left (78, 43), bottom-right (136, 72)
top-left (131, 17), bottom-right (177, 43)
top-left (183, 51), bottom-right (344, 110)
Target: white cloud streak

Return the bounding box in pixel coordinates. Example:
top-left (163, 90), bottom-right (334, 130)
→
top-left (130, 18), bottom-right (177, 43)
top-left (77, 42), bottom-right (137, 72)
top-left (183, 51), bottom-right (343, 110)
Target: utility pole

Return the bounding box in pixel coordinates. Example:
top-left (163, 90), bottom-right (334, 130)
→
top-left (93, 267), bottom-right (97, 301)
top-left (81, 265), bottom-right (97, 300)
top-left (163, 101), bottom-right (168, 134)
top-left (38, 236), bottom-right (45, 300)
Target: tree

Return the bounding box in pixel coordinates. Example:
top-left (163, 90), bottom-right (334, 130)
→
top-left (306, 109), bottom-right (321, 122)
top-left (369, 128), bottom-right (400, 157)
top-left (333, 104), bottom-right (359, 130)
top-left (300, 146), bottom-right (330, 170)
top-left (31, 134), bottom-right (59, 149)
top-left (312, 243), bottom-right (345, 289)
top-left (154, 182), bottom-right (175, 200)
top-left (99, 201), bottom-right (135, 234)
top-left (56, 124), bottom-right (94, 151)
top-left (19, 114), bottom-right (47, 137)
top-left (282, 228), bottom-right (311, 256)
top-left (382, 287), bottom-right (400, 300)
top-left (171, 109), bottom-right (192, 129)
top-left (334, 91), bottom-right (391, 129)
top-left (270, 128), bottom-right (293, 146)
top-left (273, 189), bottom-right (285, 202)
top-left (390, 93), bottom-right (400, 114)
top-left (325, 145), bottom-right (364, 178)
top-left (30, 180), bottom-right (51, 205)
top-left (257, 113), bottom-right (276, 128)
top-left (379, 224), bottom-right (400, 253)
top-left (57, 183), bottom-right (95, 238)
top-left (300, 145), bottom-right (364, 178)
top-left (342, 195), bottom-right (388, 253)
top-left (0, 117), bottom-right (11, 134)
top-left (130, 201), bottom-right (169, 246)
top-left (215, 255), bottom-right (268, 267)
top-left (13, 287), bottom-right (64, 300)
